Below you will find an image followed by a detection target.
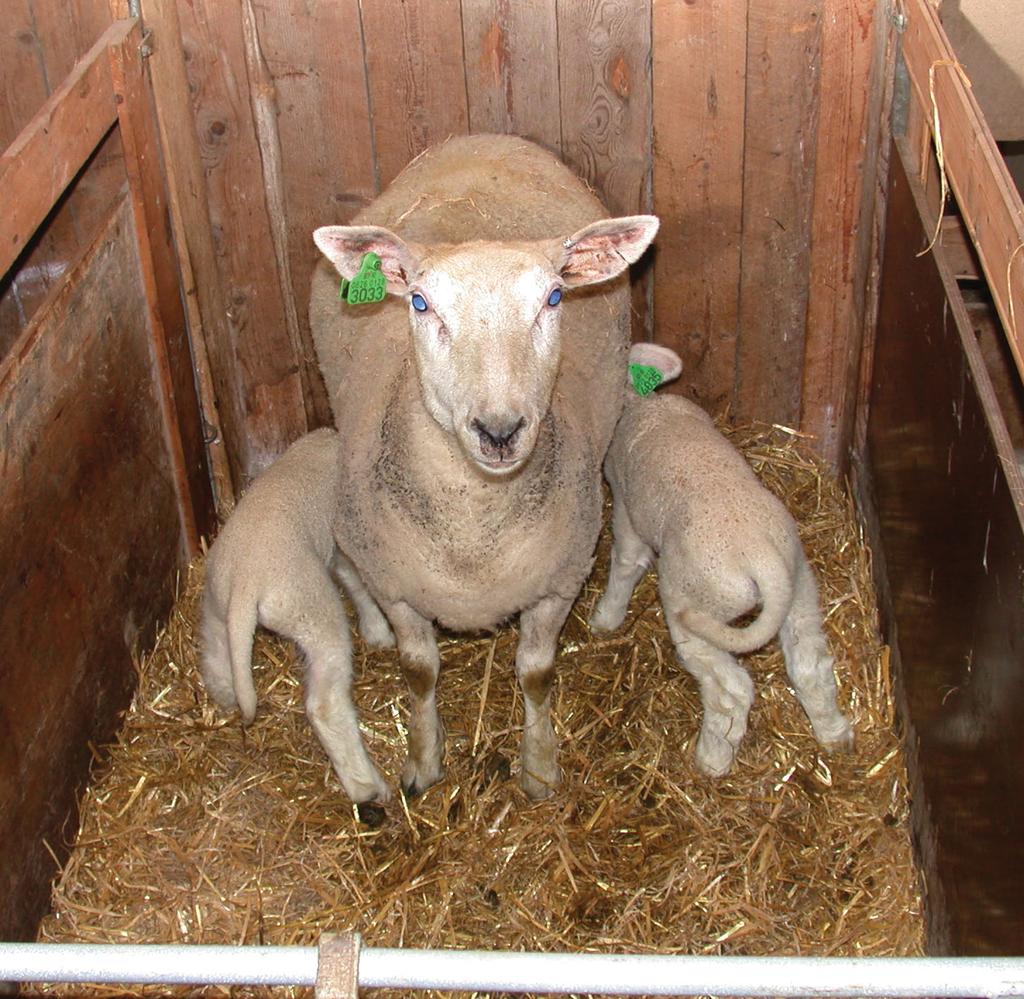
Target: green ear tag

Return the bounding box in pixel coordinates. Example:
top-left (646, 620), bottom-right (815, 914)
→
top-left (344, 252), bottom-right (387, 305)
top-left (629, 363), bottom-right (663, 397)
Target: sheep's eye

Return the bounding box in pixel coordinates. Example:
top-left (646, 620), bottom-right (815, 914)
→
top-left (411, 293), bottom-right (429, 313)
top-left (547, 288), bottom-right (562, 308)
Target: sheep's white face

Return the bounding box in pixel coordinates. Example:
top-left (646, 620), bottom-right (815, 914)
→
top-left (405, 245), bottom-right (564, 474)
top-left (314, 215), bottom-right (659, 476)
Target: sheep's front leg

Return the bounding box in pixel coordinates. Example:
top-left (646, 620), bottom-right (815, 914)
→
top-left (589, 499), bottom-right (655, 633)
top-left (516, 594), bottom-right (573, 799)
top-left (388, 600), bottom-right (446, 797)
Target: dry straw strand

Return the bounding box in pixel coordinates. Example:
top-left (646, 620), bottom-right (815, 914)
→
top-left (37, 424), bottom-right (925, 998)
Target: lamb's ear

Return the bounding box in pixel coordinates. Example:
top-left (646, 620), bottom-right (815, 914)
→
top-left (313, 225), bottom-right (421, 294)
top-left (628, 343), bottom-right (682, 384)
top-left (548, 215), bottom-right (660, 288)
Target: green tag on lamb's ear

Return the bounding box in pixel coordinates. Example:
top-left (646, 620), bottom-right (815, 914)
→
top-left (343, 252), bottom-right (387, 305)
top-left (629, 363), bottom-right (663, 397)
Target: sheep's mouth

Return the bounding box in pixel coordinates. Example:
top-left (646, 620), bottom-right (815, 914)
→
top-left (476, 455), bottom-right (526, 475)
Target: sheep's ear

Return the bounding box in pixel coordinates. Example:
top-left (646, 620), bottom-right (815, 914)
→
top-left (628, 343), bottom-right (682, 384)
top-left (549, 215), bottom-right (659, 288)
top-left (313, 225), bottom-right (420, 294)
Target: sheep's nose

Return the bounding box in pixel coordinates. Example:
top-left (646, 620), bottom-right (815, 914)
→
top-left (472, 416), bottom-right (526, 451)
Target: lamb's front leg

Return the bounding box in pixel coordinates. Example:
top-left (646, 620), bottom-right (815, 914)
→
top-left (516, 593), bottom-right (573, 800)
top-left (590, 498), bottom-right (655, 633)
top-left (387, 600), bottom-right (446, 798)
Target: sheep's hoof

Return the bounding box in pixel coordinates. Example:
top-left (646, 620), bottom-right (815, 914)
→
top-left (356, 801), bottom-right (388, 828)
top-left (520, 766), bottom-right (560, 801)
top-left (400, 758), bottom-right (445, 800)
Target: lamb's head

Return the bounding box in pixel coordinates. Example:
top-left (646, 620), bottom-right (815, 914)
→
top-left (314, 216), bottom-right (659, 475)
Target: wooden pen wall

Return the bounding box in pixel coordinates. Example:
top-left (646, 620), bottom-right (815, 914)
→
top-left (138, 0), bottom-right (890, 485)
top-left (0, 0), bottom-right (124, 353)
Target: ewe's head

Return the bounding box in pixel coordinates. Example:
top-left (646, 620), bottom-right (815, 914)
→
top-left (314, 216), bottom-right (658, 475)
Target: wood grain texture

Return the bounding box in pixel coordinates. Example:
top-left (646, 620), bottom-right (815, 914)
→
top-left (0, 199), bottom-right (182, 941)
top-left (175, 0), bottom-right (311, 478)
top-left (246, 0), bottom-right (376, 432)
top-left (868, 143), bottom-right (1024, 953)
top-left (800, 0), bottom-right (883, 467)
top-left (652, 0), bottom-right (746, 409)
top-left (461, 0), bottom-right (562, 153)
top-left (360, 0), bottom-right (469, 189)
top-left (902, 0), bottom-right (1024, 384)
top-left (0, 20), bottom-right (126, 276)
top-left (0, 2), bottom-right (122, 353)
top-left (239, 0), bottom-right (331, 434)
top-left (108, 17), bottom-right (214, 550)
top-left (138, 0), bottom-right (237, 513)
top-left (734, 0), bottom-right (823, 425)
top-left (558, 0), bottom-right (653, 339)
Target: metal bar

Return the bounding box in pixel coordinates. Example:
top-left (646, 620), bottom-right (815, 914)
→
top-left (2, 943), bottom-right (1024, 996)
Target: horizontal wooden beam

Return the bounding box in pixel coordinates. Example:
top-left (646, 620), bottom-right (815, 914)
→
top-left (902, 0), bottom-right (1024, 381)
top-left (0, 19), bottom-right (134, 278)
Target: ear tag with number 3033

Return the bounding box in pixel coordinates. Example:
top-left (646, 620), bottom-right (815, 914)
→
top-left (629, 363), bottom-right (664, 397)
top-left (339, 252), bottom-right (387, 305)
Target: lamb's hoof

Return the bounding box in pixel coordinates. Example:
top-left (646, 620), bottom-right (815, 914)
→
top-left (356, 801), bottom-right (388, 828)
top-left (816, 716), bottom-right (855, 753)
top-left (695, 733), bottom-right (736, 778)
top-left (588, 602), bottom-right (625, 634)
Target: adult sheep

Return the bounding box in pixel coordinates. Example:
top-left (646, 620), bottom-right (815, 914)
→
top-left (310, 134), bottom-right (657, 802)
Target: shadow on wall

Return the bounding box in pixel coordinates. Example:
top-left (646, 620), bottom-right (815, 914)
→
top-left (940, 0), bottom-right (1024, 142)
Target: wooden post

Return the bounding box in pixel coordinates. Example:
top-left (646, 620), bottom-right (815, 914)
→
top-left (107, 18), bottom-right (215, 554)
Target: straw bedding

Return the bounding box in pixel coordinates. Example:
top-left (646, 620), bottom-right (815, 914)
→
top-left (36, 423), bottom-right (924, 996)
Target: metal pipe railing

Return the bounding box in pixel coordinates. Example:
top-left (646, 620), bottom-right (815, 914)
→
top-left (2, 942), bottom-right (1024, 996)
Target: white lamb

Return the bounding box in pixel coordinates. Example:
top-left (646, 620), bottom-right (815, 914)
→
top-left (201, 428), bottom-right (394, 807)
top-left (590, 344), bottom-right (854, 776)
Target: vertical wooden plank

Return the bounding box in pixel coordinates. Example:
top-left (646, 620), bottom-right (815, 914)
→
top-left (0, 0), bottom-right (51, 144)
top-left (175, 0), bottom-right (310, 478)
top-left (138, 0), bottom-right (240, 512)
top-left (558, 0), bottom-right (653, 339)
top-left (108, 18), bottom-right (215, 551)
top-left (652, 0), bottom-right (747, 410)
top-left (238, 0), bottom-right (331, 434)
top-left (31, 0), bottom-right (114, 85)
top-left (853, 22), bottom-right (898, 461)
top-left (461, 0), bottom-right (562, 153)
top-left (251, 0), bottom-right (377, 429)
top-left (800, 0), bottom-right (884, 467)
top-left (360, 0), bottom-right (469, 188)
top-left (734, 0), bottom-right (823, 426)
